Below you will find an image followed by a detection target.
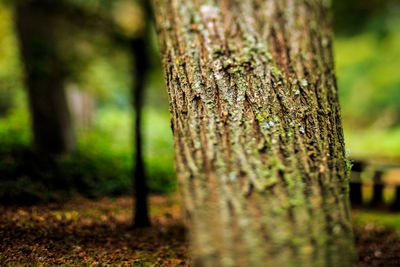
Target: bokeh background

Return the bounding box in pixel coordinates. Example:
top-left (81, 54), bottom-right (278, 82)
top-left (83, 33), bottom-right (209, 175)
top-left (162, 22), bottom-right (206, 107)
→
top-left (0, 0), bottom-right (399, 203)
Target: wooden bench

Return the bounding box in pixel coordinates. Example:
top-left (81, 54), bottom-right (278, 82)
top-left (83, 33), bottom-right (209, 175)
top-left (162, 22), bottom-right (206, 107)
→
top-left (349, 160), bottom-right (400, 210)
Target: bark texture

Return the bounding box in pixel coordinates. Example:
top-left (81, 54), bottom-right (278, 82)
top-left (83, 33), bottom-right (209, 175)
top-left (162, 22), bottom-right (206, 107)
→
top-left (152, 0), bottom-right (355, 266)
top-left (15, 1), bottom-right (75, 154)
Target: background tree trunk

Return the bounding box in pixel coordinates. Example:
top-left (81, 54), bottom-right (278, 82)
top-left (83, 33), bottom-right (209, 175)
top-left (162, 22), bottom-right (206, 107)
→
top-left (15, 1), bottom-right (75, 154)
top-left (153, 0), bottom-right (355, 266)
top-left (130, 0), bottom-right (152, 228)
top-left (131, 35), bottom-right (151, 228)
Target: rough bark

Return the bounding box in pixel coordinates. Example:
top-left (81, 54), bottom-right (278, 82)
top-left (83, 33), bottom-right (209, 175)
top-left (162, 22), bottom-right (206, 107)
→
top-left (153, 0), bottom-right (355, 266)
top-left (15, 1), bottom-right (75, 154)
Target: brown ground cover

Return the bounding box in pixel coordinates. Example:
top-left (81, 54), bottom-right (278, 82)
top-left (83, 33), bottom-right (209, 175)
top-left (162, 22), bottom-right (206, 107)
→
top-left (1, 195), bottom-right (400, 266)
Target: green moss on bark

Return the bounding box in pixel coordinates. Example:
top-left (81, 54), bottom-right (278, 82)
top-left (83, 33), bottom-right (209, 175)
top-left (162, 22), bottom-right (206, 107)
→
top-left (152, 0), bottom-right (355, 266)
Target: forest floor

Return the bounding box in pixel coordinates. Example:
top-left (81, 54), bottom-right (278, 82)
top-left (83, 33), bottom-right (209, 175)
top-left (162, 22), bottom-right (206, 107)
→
top-left (0, 195), bottom-right (188, 266)
top-left (1, 195), bottom-right (400, 266)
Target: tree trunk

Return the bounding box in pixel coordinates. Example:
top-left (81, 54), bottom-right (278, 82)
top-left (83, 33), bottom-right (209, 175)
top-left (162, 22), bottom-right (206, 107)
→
top-left (129, 0), bottom-right (152, 228)
top-left (131, 35), bottom-right (151, 228)
top-left (152, 0), bottom-right (355, 266)
top-left (15, 1), bottom-right (75, 155)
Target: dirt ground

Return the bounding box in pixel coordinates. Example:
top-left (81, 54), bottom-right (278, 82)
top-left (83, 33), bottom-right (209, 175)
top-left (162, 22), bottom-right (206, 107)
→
top-left (0, 195), bottom-right (188, 266)
top-left (1, 195), bottom-right (400, 266)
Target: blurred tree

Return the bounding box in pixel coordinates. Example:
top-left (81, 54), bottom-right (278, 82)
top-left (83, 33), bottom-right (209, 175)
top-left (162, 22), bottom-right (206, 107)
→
top-left (0, 3), bottom-right (22, 117)
top-left (130, 35), bottom-right (151, 228)
top-left (153, 0), bottom-right (355, 265)
top-left (113, 0), bottom-right (152, 228)
top-left (91, 0), bottom-right (152, 227)
top-left (14, 0), bottom-right (153, 225)
top-left (15, 0), bottom-right (75, 154)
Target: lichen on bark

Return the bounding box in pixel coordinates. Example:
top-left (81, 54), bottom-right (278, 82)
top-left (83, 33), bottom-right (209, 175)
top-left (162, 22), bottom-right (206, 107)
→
top-left (152, 0), bottom-right (355, 266)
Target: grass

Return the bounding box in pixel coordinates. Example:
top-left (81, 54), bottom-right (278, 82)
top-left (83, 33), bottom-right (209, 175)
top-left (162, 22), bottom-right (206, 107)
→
top-left (344, 127), bottom-right (400, 161)
top-left (352, 209), bottom-right (400, 231)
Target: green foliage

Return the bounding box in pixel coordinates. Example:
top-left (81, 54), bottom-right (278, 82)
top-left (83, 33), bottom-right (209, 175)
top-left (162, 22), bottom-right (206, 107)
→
top-left (352, 209), bottom-right (400, 230)
top-left (333, 0), bottom-right (400, 158)
top-left (344, 127), bottom-right (400, 159)
top-left (336, 32), bottom-right (400, 127)
top-left (79, 55), bottom-right (132, 107)
top-left (0, 106), bottom-right (176, 204)
top-left (332, 0), bottom-right (389, 35)
top-left (0, 1), bottom-right (175, 204)
top-left (1, 0), bottom-right (397, 203)
top-left (143, 108), bottom-right (176, 194)
top-left (0, 4), bottom-right (24, 114)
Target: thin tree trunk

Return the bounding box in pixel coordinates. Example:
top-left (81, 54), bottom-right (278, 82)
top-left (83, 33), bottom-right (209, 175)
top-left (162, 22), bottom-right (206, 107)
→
top-left (153, 0), bottom-right (355, 266)
top-left (15, 1), bottom-right (75, 154)
top-left (131, 36), bottom-right (151, 228)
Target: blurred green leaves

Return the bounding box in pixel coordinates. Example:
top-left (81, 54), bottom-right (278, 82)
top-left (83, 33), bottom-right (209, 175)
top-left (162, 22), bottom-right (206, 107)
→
top-left (336, 32), bottom-right (400, 127)
top-left (334, 0), bottom-right (400, 158)
top-left (0, 0), bottom-right (399, 203)
top-left (0, 0), bottom-right (175, 203)
top-left (0, 4), bottom-right (23, 114)
top-left (0, 104), bottom-right (176, 203)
